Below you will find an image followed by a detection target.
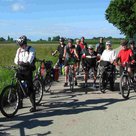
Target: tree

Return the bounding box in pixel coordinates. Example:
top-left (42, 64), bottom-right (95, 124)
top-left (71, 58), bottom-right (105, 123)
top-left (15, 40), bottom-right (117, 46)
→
top-left (48, 37), bottom-right (51, 41)
top-left (7, 35), bottom-right (13, 42)
top-left (0, 37), bottom-right (6, 42)
top-left (52, 36), bottom-right (60, 41)
top-left (105, 0), bottom-right (136, 38)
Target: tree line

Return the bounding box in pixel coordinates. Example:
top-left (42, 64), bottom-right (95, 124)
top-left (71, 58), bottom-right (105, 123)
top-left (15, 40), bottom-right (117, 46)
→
top-left (0, 35), bottom-right (123, 43)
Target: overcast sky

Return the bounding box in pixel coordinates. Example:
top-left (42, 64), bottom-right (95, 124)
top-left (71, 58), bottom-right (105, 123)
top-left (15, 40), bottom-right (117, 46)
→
top-left (0, 0), bottom-right (124, 40)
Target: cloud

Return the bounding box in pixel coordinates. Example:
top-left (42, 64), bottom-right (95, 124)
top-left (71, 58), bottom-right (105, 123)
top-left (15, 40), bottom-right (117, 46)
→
top-left (11, 3), bottom-right (24, 11)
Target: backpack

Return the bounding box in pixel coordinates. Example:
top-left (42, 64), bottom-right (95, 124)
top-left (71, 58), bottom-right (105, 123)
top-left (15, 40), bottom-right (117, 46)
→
top-left (27, 46), bottom-right (36, 71)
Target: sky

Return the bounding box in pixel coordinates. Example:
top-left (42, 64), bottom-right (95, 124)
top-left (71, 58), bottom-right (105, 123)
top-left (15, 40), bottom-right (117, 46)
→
top-left (0, 0), bottom-right (124, 40)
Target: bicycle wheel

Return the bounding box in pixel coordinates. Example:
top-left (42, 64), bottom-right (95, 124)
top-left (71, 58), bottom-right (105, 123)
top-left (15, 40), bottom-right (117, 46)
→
top-left (33, 79), bottom-right (43, 105)
top-left (99, 72), bottom-right (107, 93)
top-left (120, 75), bottom-right (130, 99)
top-left (69, 73), bottom-right (74, 92)
top-left (43, 75), bottom-right (52, 94)
top-left (0, 85), bottom-right (20, 118)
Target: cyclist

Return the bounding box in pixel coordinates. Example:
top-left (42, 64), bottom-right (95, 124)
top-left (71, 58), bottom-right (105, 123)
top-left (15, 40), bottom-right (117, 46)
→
top-left (116, 40), bottom-right (135, 77)
top-left (129, 40), bottom-right (136, 60)
top-left (14, 35), bottom-right (36, 112)
top-left (75, 39), bottom-right (82, 75)
top-left (82, 44), bottom-right (97, 88)
top-left (95, 37), bottom-right (105, 57)
top-left (52, 37), bottom-right (66, 74)
top-left (63, 39), bottom-right (79, 87)
top-left (80, 36), bottom-right (87, 50)
top-left (99, 41), bottom-right (117, 90)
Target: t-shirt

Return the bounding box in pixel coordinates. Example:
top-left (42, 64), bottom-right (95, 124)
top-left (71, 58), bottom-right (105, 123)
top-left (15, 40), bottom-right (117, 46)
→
top-left (82, 48), bottom-right (97, 66)
top-left (101, 49), bottom-right (117, 63)
top-left (80, 42), bottom-right (87, 50)
top-left (117, 49), bottom-right (133, 64)
top-left (65, 45), bottom-right (76, 59)
top-left (75, 44), bottom-right (82, 57)
top-left (57, 44), bottom-right (66, 58)
top-left (96, 43), bottom-right (105, 55)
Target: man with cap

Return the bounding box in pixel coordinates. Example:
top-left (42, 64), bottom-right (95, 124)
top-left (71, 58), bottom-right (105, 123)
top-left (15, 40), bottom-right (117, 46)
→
top-left (82, 44), bottom-right (97, 88)
top-left (99, 41), bottom-right (117, 90)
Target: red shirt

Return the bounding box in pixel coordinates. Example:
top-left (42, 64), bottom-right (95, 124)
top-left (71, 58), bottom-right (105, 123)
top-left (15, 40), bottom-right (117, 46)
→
top-left (118, 49), bottom-right (133, 64)
top-left (80, 42), bottom-right (85, 49)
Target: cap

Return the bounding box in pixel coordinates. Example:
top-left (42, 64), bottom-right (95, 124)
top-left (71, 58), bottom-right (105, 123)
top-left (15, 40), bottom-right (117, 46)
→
top-left (106, 41), bottom-right (112, 45)
top-left (87, 44), bottom-right (94, 49)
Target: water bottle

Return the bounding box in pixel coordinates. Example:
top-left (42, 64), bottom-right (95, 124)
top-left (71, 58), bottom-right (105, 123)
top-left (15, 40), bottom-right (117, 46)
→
top-left (21, 80), bottom-right (27, 88)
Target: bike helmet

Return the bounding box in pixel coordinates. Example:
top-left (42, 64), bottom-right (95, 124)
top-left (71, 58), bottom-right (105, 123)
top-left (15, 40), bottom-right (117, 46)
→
top-left (87, 44), bottom-right (94, 49)
top-left (16, 35), bottom-right (27, 46)
top-left (129, 40), bottom-right (135, 45)
top-left (68, 39), bottom-right (74, 43)
top-left (106, 41), bottom-right (112, 46)
top-left (120, 40), bottom-right (128, 46)
top-left (59, 37), bottom-right (65, 42)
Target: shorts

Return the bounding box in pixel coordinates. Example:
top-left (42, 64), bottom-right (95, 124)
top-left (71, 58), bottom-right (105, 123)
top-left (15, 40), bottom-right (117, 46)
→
top-left (64, 58), bottom-right (77, 66)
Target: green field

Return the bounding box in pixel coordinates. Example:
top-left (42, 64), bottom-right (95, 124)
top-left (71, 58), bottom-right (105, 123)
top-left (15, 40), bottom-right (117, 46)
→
top-left (0, 42), bottom-right (120, 93)
top-left (0, 43), bottom-right (58, 92)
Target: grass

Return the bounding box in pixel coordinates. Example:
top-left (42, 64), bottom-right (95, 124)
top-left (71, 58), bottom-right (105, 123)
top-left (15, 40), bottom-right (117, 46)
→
top-left (0, 43), bottom-right (58, 93)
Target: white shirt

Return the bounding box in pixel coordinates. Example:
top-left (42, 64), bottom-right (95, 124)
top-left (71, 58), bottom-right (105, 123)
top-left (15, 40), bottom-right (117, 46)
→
top-left (101, 49), bottom-right (117, 63)
top-left (14, 46), bottom-right (35, 65)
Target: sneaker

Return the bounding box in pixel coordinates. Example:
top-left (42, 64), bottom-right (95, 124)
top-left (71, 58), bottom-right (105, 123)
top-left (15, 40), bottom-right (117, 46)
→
top-left (30, 107), bottom-right (36, 112)
top-left (75, 81), bottom-right (78, 86)
top-left (64, 82), bottom-right (68, 87)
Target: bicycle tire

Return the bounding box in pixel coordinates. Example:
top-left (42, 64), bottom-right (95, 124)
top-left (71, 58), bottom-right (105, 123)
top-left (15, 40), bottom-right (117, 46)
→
top-left (120, 75), bottom-right (130, 99)
top-left (0, 85), bottom-right (20, 118)
top-left (43, 75), bottom-right (52, 94)
top-left (69, 73), bottom-right (74, 92)
top-left (99, 72), bottom-right (107, 93)
top-left (33, 79), bottom-right (43, 105)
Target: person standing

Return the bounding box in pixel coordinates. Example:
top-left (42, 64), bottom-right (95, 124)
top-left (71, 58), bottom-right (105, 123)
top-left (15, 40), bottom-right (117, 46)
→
top-left (75, 39), bottom-right (82, 75)
top-left (82, 44), bottom-right (97, 88)
top-left (96, 37), bottom-right (105, 56)
top-left (14, 35), bottom-right (36, 112)
top-left (100, 41), bottom-right (117, 90)
top-left (52, 37), bottom-right (66, 72)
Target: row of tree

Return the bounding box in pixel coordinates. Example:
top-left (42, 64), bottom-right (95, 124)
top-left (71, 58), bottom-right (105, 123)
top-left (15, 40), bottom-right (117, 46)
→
top-left (0, 35), bottom-right (123, 43)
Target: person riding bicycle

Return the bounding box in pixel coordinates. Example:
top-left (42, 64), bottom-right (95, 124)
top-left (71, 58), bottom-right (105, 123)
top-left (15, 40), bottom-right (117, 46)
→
top-left (52, 37), bottom-right (66, 73)
top-left (116, 40), bottom-right (135, 78)
top-left (99, 41), bottom-right (117, 90)
top-left (82, 44), bottom-right (97, 88)
top-left (75, 39), bottom-right (82, 75)
top-left (14, 35), bottom-right (36, 112)
top-left (63, 39), bottom-right (79, 87)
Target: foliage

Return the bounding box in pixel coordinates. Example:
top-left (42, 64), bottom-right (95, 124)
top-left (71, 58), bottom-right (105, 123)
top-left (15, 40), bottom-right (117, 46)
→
top-left (105, 0), bottom-right (136, 38)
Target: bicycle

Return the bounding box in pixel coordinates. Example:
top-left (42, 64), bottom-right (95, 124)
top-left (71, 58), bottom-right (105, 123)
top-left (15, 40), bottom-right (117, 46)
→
top-left (67, 58), bottom-right (76, 92)
top-left (34, 59), bottom-right (54, 94)
top-left (99, 63), bottom-right (116, 93)
top-left (119, 63), bottom-right (136, 99)
top-left (0, 66), bottom-right (42, 118)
